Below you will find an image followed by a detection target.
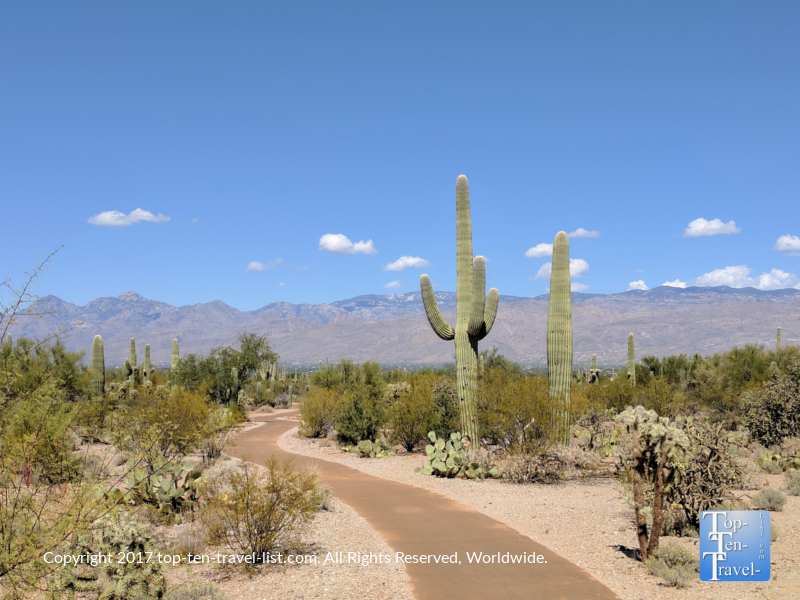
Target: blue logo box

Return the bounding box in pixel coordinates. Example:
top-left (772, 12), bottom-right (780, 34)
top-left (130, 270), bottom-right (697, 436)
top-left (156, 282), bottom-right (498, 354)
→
top-left (699, 510), bottom-right (770, 581)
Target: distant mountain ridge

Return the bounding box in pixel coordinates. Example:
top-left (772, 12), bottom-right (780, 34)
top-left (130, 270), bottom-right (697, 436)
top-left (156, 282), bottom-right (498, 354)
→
top-left (9, 287), bottom-right (800, 368)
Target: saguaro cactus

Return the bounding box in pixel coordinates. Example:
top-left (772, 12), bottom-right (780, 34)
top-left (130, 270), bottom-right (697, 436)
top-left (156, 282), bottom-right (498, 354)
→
top-left (231, 367), bottom-right (239, 401)
top-left (777, 327), bottom-right (782, 351)
top-left (547, 231), bottom-right (572, 445)
top-left (256, 381), bottom-right (262, 402)
top-left (172, 339), bottom-right (180, 371)
top-left (628, 333), bottom-right (636, 387)
top-left (143, 344), bottom-right (151, 382)
top-left (420, 175), bottom-right (499, 443)
top-left (91, 335), bottom-right (105, 397)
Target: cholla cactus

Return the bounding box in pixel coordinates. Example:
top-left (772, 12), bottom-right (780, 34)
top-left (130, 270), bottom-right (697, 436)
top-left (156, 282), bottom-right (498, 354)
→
top-left (420, 175), bottom-right (499, 443)
top-left (616, 406), bottom-right (689, 560)
top-left (47, 512), bottom-right (166, 600)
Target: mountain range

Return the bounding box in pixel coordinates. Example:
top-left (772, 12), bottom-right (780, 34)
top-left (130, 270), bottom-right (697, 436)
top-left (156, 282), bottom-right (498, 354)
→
top-left (7, 287), bottom-right (799, 368)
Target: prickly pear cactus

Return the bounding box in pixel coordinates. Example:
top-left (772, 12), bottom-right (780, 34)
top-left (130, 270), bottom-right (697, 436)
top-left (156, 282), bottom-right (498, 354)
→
top-left (415, 431), bottom-right (497, 480)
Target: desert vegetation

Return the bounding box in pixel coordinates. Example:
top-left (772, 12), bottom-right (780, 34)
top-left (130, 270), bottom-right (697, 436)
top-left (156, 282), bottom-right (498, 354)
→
top-left (0, 256), bottom-right (327, 600)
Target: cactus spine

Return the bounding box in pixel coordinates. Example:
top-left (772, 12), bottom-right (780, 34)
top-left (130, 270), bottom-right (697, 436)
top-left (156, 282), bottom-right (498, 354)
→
top-left (778, 327), bottom-right (782, 351)
top-left (91, 335), bottom-right (105, 397)
top-left (547, 231), bottom-right (572, 445)
top-left (628, 333), bottom-right (636, 387)
top-left (420, 175), bottom-right (499, 443)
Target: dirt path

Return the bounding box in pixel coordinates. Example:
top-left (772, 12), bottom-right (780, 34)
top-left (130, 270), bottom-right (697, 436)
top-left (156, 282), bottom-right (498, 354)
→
top-left (228, 411), bottom-right (619, 600)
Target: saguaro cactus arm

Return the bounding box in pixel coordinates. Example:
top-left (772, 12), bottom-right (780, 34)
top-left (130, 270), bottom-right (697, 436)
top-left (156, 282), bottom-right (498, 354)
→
top-left (478, 287), bottom-right (499, 341)
top-left (420, 275), bottom-right (455, 340)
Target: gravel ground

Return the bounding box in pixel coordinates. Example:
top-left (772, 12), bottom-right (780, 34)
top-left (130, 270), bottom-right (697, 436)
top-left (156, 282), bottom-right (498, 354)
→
top-left (281, 429), bottom-right (800, 600)
top-left (163, 447), bottom-right (415, 600)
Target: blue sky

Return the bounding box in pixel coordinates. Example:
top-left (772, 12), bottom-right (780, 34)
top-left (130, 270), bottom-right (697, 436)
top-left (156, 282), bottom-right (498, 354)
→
top-left (2, 2), bottom-right (799, 310)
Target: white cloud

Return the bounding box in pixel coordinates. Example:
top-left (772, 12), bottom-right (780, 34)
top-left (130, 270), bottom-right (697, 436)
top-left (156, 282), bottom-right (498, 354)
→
top-left (88, 208), bottom-right (170, 227)
top-left (318, 233), bottom-right (377, 255)
top-left (383, 280), bottom-right (402, 288)
top-left (661, 265), bottom-right (800, 291)
top-left (382, 256), bottom-right (430, 271)
top-left (628, 280), bottom-right (648, 291)
top-left (775, 234), bottom-right (800, 256)
top-left (682, 218), bottom-right (741, 237)
top-left (568, 228), bottom-right (600, 238)
top-left (571, 282), bottom-right (591, 292)
top-left (533, 258), bottom-right (590, 280)
top-left (278, 282), bottom-right (286, 287)
top-left (246, 258), bottom-right (283, 272)
top-left (525, 243), bottom-right (553, 258)
top-left (662, 279), bottom-right (688, 288)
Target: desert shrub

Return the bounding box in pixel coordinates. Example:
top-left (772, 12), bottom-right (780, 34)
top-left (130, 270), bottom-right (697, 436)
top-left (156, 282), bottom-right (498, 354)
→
top-left (498, 452), bottom-right (566, 484)
top-left (166, 583), bottom-right (229, 600)
top-left (645, 543), bottom-right (698, 588)
top-left (771, 522), bottom-right (779, 542)
top-left (299, 387), bottom-right (342, 438)
top-left (334, 389), bottom-right (385, 446)
top-left (673, 418), bottom-right (741, 529)
top-left (741, 363), bottom-right (800, 447)
top-left (113, 387), bottom-right (210, 472)
top-left (573, 410), bottom-right (621, 457)
top-left (786, 471), bottom-right (800, 496)
top-left (47, 511), bottom-right (166, 600)
top-left (431, 377), bottom-right (460, 439)
top-left (387, 374), bottom-right (439, 451)
top-left (751, 488), bottom-right (787, 511)
top-left (634, 378), bottom-right (682, 417)
top-left (478, 371), bottom-right (553, 453)
top-left (757, 455), bottom-right (784, 474)
top-left (202, 406), bottom-right (242, 461)
top-left (203, 458), bottom-right (328, 560)
top-left (736, 458), bottom-right (768, 490)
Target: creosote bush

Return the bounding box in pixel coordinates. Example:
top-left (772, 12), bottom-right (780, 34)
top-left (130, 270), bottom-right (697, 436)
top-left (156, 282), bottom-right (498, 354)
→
top-left (645, 543), bottom-right (698, 588)
top-left (786, 471), bottom-right (800, 496)
top-left (741, 363), bottom-right (800, 447)
top-left (387, 374), bottom-right (440, 451)
top-left (750, 488), bottom-right (787, 512)
top-left (203, 458), bottom-right (329, 561)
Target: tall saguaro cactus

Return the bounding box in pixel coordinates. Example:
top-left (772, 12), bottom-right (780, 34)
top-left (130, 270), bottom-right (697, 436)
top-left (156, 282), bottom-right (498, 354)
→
top-left (172, 338), bottom-right (180, 371)
top-left (91, 335), bottom-right (105, 397)
top-left (628, 333), bottom-right (636, 387)
top-left (777, 327), bottom-right (782, 351)
top-left (420, 175), bottom-right (499, 443)
top-left (547, 231), bottom-right (572, 445)
top-left (143, 344), bottom-right (151, 382)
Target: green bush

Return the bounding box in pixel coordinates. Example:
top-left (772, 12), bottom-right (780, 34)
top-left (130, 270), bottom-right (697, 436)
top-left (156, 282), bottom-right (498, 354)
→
top-left (478, 371), bottom-right (553, 454)
top-left (741, 363), bottom-right (800, 447)
top-left (204, 458), bottom-right (328, 560)
top-left (387, 374), bottom-right (439, 451)
top-left (299, 387), bottom-right (341, 438)
top-left (751, 488), bottom-right (787, 511)
top-left (645, 544), bottom-right (698, 588)
top-left (431, 377), bottom-right (460, 439)
top-left (334, 390), bottom-right (385, 446)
